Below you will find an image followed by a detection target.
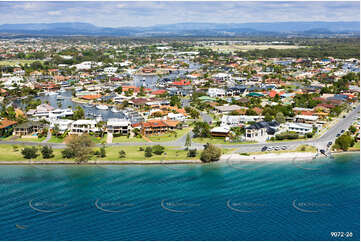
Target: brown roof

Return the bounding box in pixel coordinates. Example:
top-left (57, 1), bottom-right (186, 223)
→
top-left (0, 119), bottom-right (17, 129)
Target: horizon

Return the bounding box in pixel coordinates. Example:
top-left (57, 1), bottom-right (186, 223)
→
top-left (0, 1), bottom-right (359, 27)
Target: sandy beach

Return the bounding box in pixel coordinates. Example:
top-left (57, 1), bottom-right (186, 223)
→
top-left (220, 152), bottom-right (318, 162)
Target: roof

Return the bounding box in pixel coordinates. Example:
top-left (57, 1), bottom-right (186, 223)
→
top-left (0, 119), bottom-right (17, 129)
top-left (172, 80), bottom-right (191, 86)
top-left (80, 94), bottom-right (102, 100)
top-left (215, 105), bottom-right (242, 112)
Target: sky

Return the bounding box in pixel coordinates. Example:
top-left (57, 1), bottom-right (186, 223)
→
top-left (0, 1), bottom-right (359, 27)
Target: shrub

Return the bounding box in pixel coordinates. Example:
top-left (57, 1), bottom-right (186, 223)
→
top-left (187, 149), bottom-right (197, 157)
top-left (61, 148), bottom-right (75, 159)
top-left (119, 150), bottom-right (126, 158)
top-left (200, 143), bottom-right (222, 163)
top-left (139, 147), bottom-right (144, 151)
top-left (41, 145), bottom-right (54, 159)
top-left (152, 145), bottom-right (165, 155)
top-left (144, 147), bottom-right (153, 157)
top-left (21, 146), bottom-right (38, 159)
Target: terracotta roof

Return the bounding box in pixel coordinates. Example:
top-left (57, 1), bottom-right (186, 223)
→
top-left (0, 119), bottom-right (17, 129)
top-left (163, 120), bottom-right (180, 127)
top-left (172, 80), bottom-right (191, 86)
top-left (80, 94), bottom-right (102, 100)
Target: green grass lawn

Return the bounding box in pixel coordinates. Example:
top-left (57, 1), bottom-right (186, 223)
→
top-left (48, 136), bottom-right (65, 143)
top-left (16, 136), bottom-right (46, 142)
top-left (112, 135), bottom-right (145, 143)
top-left (0, 59), bottom-right (43, 66)
top-left (0, 144), bottom-right (235, 162)
top-left (148, 128), bottom-right (191, 142)
top-left (193, 137), bottom-right (256, 145)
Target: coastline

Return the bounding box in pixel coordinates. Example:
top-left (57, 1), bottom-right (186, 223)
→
top-left (0, 151), bottom-right (358, 165)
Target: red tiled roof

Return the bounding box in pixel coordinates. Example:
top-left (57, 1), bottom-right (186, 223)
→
top-left (0, 119), bottom-right (17, 129)
top-left (172, 80), bottom-right (191, 86)
top-left (80, 94), bottom-right (102, 100)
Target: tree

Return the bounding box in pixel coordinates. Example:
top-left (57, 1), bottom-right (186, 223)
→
top-left (185, 133), bottom-right (192, 148)
top-left (152, 145), bottom-right (165, 155)
top-left (200, 143), bottom-right (222, 162)
top-left (21, 146), bottom-right (38, 159)
top-left (275, 112), bottom-right (285, 123)
top-left (64, 134), bottom-right (95, 163)
top-left (334, 134), bottom-right (353, 151)
top-left (99, 145), bottom-right (106, 158)
top-left (349, 125), bottom-right (357, 134)
top-left (119, 150), bottom-right (126, 158)
top-left (41, 145), bottom-right (54, 159)
top-left (170, 95), bottom-right (181, 107)
top-left (144, 147), bottom-right (153, 157)
top-left (62, 148), bottom-right (75, 159)
top-left (115, 86), bottom-right (123, 94)
top-left (193, 122), bottom-right (211, 138)
top-left (73, 106), bottom-right (85, 120)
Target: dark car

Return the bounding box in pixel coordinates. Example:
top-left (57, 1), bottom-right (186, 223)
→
top-left (327, 142), bottom-right (332, 147)
top-left (261, 146), bottom-right (268, 152)
top-left (340, 129), bottom-right (345, 133)
top-left (320, 149), bottom-right (326, 154)
top-left (336, 133), bottom-right (341, 137)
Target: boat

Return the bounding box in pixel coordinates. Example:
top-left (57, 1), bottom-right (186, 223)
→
top-left (58, 88), bottom-right (66, 93)
top-left (56, 95), bottom-right (64, 100)
top-left (96, 105), bottom-right (109, 110)
top-left (95, 114), bottom-right (103, 122)
top-left (46, 91), bottom-right (57, 96)
top-left (111, 107), bottom-right (121, 113)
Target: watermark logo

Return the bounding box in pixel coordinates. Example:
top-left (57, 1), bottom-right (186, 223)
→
top-left (292, 200), bottom-right (332, 213)
top-left (160, 159), bottom-right (194, 171)
top-left (94, 199), bottom-right (135, 213)
top-left (160, 199), bottom-right (201, 213)
top-left (226, 153), bottom-right (264, 171)
top-left (29, 199), bottom-right (67, 213)
top-left (226, 199), bottom-right (266, 213)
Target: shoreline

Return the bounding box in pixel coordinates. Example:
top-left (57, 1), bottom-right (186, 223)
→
top-left (0, 151), bottom-right (358, 165)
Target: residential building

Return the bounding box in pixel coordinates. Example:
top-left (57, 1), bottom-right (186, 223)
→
top-left (69, 120), bottom-right (99, 135)
top-left (106, 119), bottom-right (131, 136)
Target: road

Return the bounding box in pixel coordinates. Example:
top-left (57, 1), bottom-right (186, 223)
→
top-left (0, 104), bottom-right (359, 153)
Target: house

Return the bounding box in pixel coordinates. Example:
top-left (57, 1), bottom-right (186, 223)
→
top-left (245, 121), bottom-right (279, 142)
top-left (221, 115), bottom-right (263, 127)
top-left (295, 115), bottom-right (318, 124)
top-left (69, 120), bottom-right (99, 135)
top-left (214, 105), bottom-right (242, 114)
top-left (50, 119), bottom-right (74, 134)
top-left (0, 119), bottom-right (17, 137)
top-left (287, 122), bottom-right (313, 135)
top-left (211, 126), bottom-right (230, 137)
top-left (106, 119), bottom-right (131, 136)
top-left (207, 88), bottom-right (225, 97)
top-left (140, 120), bottom-right (180, 136)
top-left (13, 121), bottom-right (45, 137)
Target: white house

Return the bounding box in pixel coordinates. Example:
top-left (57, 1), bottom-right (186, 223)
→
top-left (287, 122), bottom-right (313, 135)
top-left (104, 67), bottom-right (118, 75)
top-left (207, 88), bottom-right (226, 97)
top-left (106, 119), bottom-right (131, 136)
top-left (221, 115), bottom-right (263, 127)
top-left (167, 112), bottom-right (186, 122)
top-left (69, 120), bottom-right (99, 135)
top-left (50, 119), bottom-right (74, 133)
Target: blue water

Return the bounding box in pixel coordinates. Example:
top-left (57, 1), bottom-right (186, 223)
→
top-left (0, 153), bottom-right (359, 241)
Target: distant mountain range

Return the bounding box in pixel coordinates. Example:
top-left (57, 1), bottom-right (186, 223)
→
top-left (0, 21), bottom-right (359, 37)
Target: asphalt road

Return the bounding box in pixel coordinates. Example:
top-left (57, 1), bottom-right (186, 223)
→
top-left (1, 104), bottom-right (359, 153)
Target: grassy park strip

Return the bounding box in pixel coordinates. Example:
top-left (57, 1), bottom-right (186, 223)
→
top-left (0, 144), bottom-right (235, 163)
top-left (193, 137), bottom-right (256, 145)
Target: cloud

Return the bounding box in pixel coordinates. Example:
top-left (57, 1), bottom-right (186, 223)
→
top-left (0, 1), bottom-right (359, 27)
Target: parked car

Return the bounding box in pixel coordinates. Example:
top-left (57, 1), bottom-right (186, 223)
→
top-left (327, 141), bottom-right (333, 147)
top-left (274, 146), bottom-right (280, 151)
top-left (261, 146), bottom-right (268, 152)
top-left (267, 147), bottom-right (274, 151)
top-left (336, 133), bottom-right (341, 137)
top-left (340, 129), bottom-right (345, 133)
top-left (281, 146), bottom-right (287, 150)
